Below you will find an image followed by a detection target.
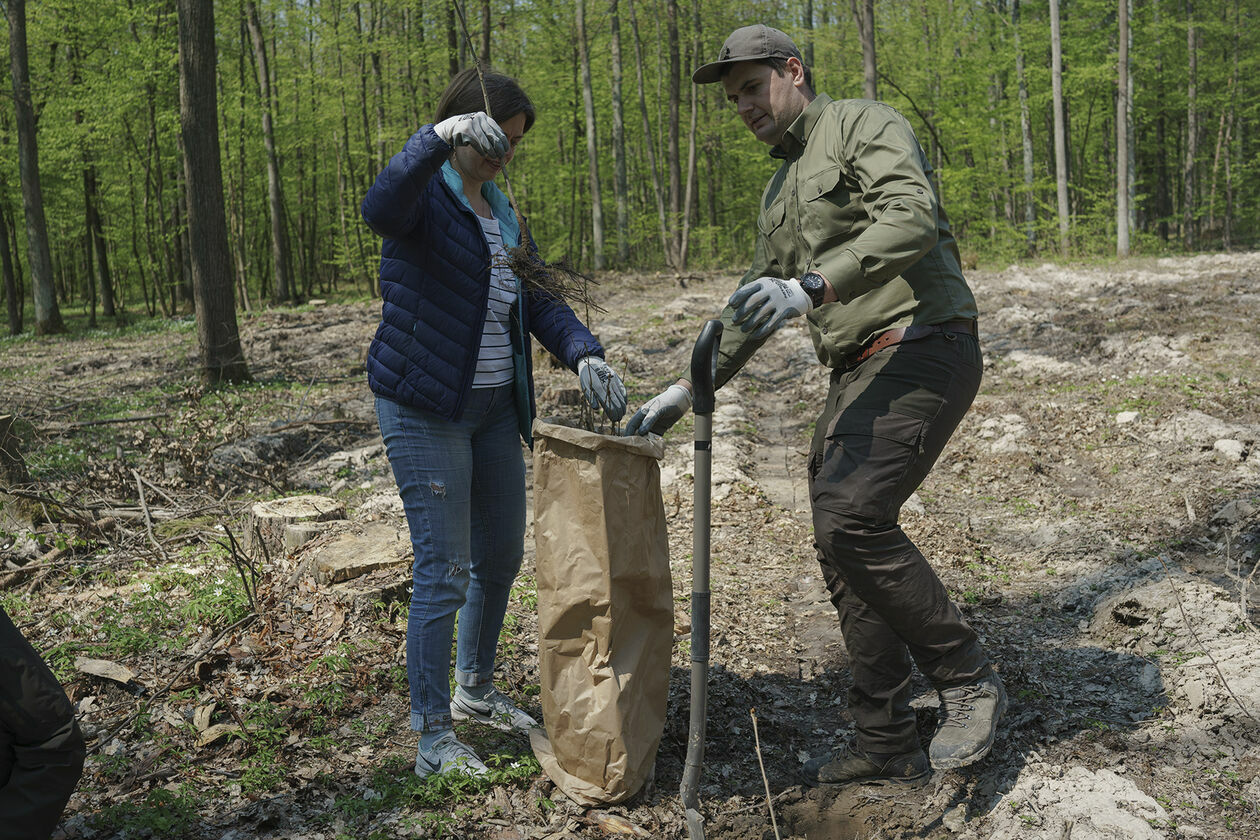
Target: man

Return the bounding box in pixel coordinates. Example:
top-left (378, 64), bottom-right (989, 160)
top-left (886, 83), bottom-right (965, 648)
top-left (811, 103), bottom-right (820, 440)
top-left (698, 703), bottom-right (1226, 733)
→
top-left (1, 606), bottom-right (85, 837)
top-left (625, 24), bottom-right (1005, 785)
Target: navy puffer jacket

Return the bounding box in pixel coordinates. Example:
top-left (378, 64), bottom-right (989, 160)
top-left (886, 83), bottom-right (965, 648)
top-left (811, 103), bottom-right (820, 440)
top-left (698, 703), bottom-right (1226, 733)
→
top-left (362, 125), bottom-right (604, 444)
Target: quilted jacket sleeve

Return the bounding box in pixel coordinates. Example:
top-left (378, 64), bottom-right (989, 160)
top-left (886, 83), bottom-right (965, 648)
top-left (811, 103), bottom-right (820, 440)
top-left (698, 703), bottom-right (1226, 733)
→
top-left (361, 125), bottom-right (452, 240)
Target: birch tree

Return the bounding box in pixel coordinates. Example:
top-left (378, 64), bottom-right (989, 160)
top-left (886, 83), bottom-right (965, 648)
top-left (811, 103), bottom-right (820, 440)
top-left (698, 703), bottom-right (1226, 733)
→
top-left (1123, 0), bottom-right (1134, 258)
top-left (1049, 0), bottom-right (1070, 255)
top-left (575, 0), bottom-right (605, 269)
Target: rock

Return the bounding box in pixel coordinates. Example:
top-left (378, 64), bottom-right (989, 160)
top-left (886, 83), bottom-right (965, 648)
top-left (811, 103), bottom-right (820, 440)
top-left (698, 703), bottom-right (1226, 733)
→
top-left (1115, 411), bottom-right (1140, 424)
top-left (1214, 439), bottom-right (1246, 461)
top-left (1211, 498), bottom-right (1256, 524)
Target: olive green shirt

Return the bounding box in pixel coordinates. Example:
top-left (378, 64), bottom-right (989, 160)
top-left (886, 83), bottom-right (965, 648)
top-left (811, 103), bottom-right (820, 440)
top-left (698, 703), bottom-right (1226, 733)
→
top-left (714, 94), bottom-right (977, 387)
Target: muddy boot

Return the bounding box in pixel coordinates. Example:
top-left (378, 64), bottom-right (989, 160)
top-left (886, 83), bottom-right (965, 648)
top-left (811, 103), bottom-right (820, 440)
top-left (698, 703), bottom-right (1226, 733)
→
top-left (801, 741), bottom-right (930, 787)
top-left (929, 673), bottom-right (1007, 770)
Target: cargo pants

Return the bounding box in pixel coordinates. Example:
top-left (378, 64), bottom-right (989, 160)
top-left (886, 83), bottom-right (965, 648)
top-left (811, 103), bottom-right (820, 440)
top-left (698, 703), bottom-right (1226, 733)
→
top-left (807, 328), bottom-right (992, 755)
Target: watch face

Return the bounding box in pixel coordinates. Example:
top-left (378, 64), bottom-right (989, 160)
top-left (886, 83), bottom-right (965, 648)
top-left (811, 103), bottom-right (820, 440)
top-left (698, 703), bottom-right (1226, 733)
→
top-left (800, 272), bottom-right (825, 305)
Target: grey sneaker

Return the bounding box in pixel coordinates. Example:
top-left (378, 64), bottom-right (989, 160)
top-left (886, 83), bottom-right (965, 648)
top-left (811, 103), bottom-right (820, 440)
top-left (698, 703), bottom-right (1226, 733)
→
top-left (415, 731), bottom-right (488, 779)
top-left (801, 741), bottom-right (930, 787)
top-left (929, 673), bottom-right (1007, 770)
top-left (450, 687), bottom-right (539, 732)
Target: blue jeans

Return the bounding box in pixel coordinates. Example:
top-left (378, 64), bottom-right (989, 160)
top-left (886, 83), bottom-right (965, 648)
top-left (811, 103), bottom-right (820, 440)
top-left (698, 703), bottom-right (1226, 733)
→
top-left (375, 388), bottom-right (526, 733)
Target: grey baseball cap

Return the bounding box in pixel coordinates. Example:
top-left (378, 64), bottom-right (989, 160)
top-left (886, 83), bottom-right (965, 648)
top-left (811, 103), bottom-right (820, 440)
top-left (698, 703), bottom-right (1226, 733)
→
top-left (692, 24), bottom-right (803, 84)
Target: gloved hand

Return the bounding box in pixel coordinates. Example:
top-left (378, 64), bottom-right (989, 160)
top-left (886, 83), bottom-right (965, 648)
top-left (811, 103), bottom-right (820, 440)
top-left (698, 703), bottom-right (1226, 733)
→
top-left (577, 356), bottom-right (627, 421)
top-left (728, 276), bottom-right (813, 341)
top-left (433, 111), bottom-right (510, 161)
top-left (624, 383), bottom-right (692, 437)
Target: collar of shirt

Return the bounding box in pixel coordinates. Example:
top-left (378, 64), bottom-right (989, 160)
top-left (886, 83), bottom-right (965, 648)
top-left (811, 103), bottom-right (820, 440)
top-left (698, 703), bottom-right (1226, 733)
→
top-left (439, 161), bottom-right (521, 248)
top-left (770, 93), bottom-right (833, 160)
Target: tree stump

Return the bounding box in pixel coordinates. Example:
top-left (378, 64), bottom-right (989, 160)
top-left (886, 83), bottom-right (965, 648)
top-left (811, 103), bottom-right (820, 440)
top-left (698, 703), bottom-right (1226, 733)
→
top-left (0, 414), bottom-right (38, 525)
top-left (244, 494), bottom-right (346, 560)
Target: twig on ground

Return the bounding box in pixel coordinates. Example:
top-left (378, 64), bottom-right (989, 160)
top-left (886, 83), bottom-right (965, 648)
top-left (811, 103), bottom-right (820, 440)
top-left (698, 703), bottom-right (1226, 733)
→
top-left (133, 469), bottom-right (169, 563)
top-left (750, 708), bottom-right (782, 840)
top-left (216, 524), bottom-right (259, 615)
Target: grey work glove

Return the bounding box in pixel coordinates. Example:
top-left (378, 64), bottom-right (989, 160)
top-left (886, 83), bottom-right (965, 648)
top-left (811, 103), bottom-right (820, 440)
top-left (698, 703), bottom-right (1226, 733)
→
top-left (624, 383), bottom-right (692, 437)
top-left (728, 276), bottom-right (813, 341)
top-left (577, 356), bottom-right (627, 421)
top-left (433, 111), bottom-right (510, 161)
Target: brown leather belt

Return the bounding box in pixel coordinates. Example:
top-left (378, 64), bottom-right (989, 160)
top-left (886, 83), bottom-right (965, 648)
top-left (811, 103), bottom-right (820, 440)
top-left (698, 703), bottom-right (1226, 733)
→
top-left (848, 318), bottom-right (978, 367)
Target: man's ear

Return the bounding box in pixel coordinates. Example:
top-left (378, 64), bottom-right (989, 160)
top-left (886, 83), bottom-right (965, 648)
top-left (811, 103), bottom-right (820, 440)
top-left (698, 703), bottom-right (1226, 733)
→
top-left (786, 56), bottom-right (807, 88)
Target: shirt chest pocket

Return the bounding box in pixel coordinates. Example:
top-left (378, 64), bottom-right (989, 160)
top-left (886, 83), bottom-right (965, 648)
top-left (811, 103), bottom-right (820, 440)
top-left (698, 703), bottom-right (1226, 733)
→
top-left (802, 164), bottom-right (859, 241)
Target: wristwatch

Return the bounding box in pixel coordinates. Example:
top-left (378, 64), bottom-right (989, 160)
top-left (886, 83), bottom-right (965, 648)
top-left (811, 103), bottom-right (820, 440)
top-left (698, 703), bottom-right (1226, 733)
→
top-left (798, 271), bottom-right (827, 309)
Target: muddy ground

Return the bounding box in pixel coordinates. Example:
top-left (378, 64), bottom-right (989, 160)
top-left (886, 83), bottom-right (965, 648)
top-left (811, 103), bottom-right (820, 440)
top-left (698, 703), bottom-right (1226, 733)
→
top-left (3, 252), bottom-right (1259, 839)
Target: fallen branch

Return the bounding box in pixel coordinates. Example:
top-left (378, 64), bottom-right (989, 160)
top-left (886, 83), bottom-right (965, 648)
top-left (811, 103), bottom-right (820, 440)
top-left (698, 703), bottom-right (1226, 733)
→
top-left (750, 708), bottom-right (782, 840)
top-left (133, 469), bottom-right (170, 563)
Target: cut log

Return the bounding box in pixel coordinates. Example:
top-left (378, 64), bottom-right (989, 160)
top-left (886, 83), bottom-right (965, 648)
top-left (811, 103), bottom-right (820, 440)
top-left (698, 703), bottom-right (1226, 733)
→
top-left (244, 494), bottom-right (346, 559)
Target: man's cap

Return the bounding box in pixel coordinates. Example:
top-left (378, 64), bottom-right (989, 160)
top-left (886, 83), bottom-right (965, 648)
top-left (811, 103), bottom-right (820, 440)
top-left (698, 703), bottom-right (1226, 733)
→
top-left (692, 24), bottom-right (802, 85)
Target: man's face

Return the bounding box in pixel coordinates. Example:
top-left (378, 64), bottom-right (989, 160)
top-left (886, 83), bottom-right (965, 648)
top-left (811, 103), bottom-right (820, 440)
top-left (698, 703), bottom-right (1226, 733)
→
top-left (721, 59), bottom-right (810, 146)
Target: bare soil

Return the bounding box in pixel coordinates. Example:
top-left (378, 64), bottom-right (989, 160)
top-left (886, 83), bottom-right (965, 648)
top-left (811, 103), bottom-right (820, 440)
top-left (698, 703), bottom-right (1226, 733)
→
top-left (4, 252), bottom-right (1260, 839)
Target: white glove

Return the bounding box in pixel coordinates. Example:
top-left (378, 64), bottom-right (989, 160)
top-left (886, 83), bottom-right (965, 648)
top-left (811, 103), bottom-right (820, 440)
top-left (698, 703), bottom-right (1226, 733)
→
top-left (577, 356), bottom-right (627, 421)
top-left (624, 383), bottom-right (692, 437)
top-left (728, 276), bottom-right (813, 341)
top-left (433, 111), bottom-right (509, 160)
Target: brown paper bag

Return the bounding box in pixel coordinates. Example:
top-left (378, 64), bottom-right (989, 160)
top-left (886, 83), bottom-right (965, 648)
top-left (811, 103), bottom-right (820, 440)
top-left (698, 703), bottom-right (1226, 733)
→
top-left (529, 420), bottom-right (672, 806)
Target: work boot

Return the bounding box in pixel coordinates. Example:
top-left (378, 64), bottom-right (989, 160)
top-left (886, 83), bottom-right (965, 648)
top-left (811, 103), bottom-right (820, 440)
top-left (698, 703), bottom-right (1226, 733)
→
top-left (801, 741), bottom-right (930, 786)
top-left (451, 686), bottom-right (539, 732)
top-left (929, 673), bottom-right (1007, 770)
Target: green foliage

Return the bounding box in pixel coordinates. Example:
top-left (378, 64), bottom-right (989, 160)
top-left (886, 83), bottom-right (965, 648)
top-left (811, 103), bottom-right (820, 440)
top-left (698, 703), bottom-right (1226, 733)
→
top-left (321, 753), bottom-right (543, 837)
top-left (2, 0), bottom-right (1258, 336)
top-left (85, 787), bottom-right (204, 838)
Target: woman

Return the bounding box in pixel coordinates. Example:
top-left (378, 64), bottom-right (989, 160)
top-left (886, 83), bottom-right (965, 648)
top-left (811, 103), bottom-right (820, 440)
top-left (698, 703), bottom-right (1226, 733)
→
top-left (362, 67), bottom-right (626, 779)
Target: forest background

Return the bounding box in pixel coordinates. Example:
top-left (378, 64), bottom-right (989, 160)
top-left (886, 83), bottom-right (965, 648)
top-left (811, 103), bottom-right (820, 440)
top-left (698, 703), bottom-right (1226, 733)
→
top-left (1, 0), bottom-right (1256, 344)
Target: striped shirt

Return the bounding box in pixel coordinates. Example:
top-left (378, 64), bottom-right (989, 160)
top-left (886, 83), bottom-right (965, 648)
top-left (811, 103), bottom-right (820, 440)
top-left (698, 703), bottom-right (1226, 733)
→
top-left (473, 214), bottom-right (518, 388)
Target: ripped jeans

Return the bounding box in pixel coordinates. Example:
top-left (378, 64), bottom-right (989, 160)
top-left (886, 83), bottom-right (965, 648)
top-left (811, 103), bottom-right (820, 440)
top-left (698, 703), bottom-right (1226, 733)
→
top-left (375, 388), bottom-right (526, 732)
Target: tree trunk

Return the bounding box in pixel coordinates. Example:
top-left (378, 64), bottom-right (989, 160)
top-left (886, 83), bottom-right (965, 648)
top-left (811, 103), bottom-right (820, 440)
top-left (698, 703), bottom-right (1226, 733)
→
top-left (802, 0), bottom-right (815, 67)
top-left (176, 0), bottom-right (251, 386)
top-left (1116, 0), bottom-right (1129, 257)
top-left (678, 2), bottom-right (700, 269)
top-left (6, 0), bottom-right (64, 335)
top-left (246, 0), bottom-right (294, 304)
top-left (446, 0), bottom-right (459, 78)
top-left (1013, 0), bottom-right (1036, 254)
top-left (575, 0), bottom-right (605, 270)
top-left (1, 204), bottom-right (21, 335)
top-left (479, 0), bottom-right (491, 64)
top-left (851, 0), bottom-right (878, 100)
top-left (83, 166), bottom-right (117, 319)
top-left (1153, 0), bottom-right (1170, 242)
top-left (666, 0), bottom-right (682, 260)
top-left (1183, 2), bottom-right (1197, 251)
top-left (627, 0), bottom-right (675, 268)
top-left (1049, 0), bottom-right (1070, 255)
top-left (609, 0), bottom-right (630, 264)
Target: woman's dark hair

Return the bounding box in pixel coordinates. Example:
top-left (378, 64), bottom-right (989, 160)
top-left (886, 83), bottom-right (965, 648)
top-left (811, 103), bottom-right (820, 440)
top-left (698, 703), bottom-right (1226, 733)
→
top-left (435, 66), bottom-right (536, 133)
